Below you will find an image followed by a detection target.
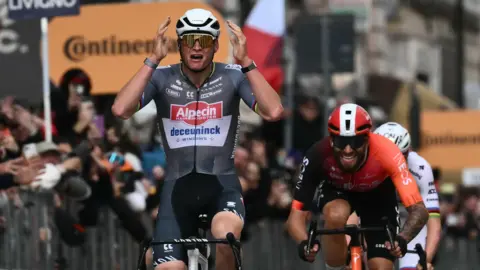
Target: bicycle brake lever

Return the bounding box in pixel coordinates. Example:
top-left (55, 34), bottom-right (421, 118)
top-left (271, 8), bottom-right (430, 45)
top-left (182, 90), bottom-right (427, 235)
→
top-left (226, 232), bottom-right (240, 249)
top-left (306, 220), bottom-right (317, 256)
top-left (381, 216), bottom-right (395, 248)
top-left (226, 233), bottom-right (242, 270)
top-left (415, 244), bottom-right (427, 270)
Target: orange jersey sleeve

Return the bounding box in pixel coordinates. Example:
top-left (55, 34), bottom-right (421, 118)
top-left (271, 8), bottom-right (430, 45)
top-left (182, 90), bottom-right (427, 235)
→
top-left (370, 133), bottom-right (423, 207)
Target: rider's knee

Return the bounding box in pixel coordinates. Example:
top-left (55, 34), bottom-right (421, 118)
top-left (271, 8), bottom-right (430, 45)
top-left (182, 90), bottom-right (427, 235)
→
top-left (211, 211), bottom-right (243, 239)
top-left (323, 199), bottom-right (351, 227)
top-left (367, 257), bottom-right (394, 270)
top-left (347, 212), bottom-right (359, 225)
top-left (146, 247), bottom-right (153, 268)
top-left (154, 260), bottom-right (185, 270)
top-left (325, 264), bottom-right (346, 270)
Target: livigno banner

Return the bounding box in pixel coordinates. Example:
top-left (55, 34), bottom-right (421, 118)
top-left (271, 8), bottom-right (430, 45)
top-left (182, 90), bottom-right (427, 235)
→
top-left (48, 2), bottom-right (230, 95)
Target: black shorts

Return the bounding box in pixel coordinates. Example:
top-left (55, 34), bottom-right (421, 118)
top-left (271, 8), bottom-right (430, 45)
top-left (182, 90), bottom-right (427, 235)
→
top-left (314, 179), bottom-right (400, 262)
top-left (152, 173), bottom-right (245, 266)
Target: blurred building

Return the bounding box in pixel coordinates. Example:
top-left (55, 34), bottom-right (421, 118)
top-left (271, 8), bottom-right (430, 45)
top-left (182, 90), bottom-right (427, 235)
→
top-left (369, 0), bottom-right (480, 103)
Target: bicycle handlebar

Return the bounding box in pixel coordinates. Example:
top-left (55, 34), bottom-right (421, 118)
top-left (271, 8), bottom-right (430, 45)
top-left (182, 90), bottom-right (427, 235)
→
top-left (383, 219), bottom-right (427, 270)
top-left (307, 217), bottom-right (428, 270)
top-left (151, 238), bottom-right (236, 245)
top-left (150, 233), bottom-right (242, 270)
top-left (311, 225), bottom-right (386, 236)
top-left (151, 232), bottom-right (241, 247)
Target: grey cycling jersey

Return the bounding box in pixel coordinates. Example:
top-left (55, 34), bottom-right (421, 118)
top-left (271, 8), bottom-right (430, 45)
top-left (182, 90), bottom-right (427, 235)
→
top-left (140, 62), bottom-right (257, 181)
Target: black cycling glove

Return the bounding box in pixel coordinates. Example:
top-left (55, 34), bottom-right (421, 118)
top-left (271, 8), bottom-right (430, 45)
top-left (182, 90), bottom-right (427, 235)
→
top-left (298, 239), bottom-right (320, 262)
top-left (395, 235), bottom-right (408, 257)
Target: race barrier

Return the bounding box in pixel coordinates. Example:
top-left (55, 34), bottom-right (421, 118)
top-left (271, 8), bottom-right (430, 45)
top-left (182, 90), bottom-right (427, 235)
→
top-left (0, 191), bottom-right (478, 270)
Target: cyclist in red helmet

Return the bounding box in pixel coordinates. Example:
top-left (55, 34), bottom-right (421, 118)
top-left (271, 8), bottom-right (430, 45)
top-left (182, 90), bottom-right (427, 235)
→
top-left (286, 103), bottom-right (428, 270)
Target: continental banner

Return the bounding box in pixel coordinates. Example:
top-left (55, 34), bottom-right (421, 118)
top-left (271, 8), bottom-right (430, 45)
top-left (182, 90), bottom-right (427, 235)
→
top-left (48, 2), bottom-right (230, 95)
top-left (419, 110), bottom-right (480, 171)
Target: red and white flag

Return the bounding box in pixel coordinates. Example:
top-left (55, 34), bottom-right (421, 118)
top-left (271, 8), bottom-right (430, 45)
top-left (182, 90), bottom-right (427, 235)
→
top-left (242, 0), bottom-right (285, 93)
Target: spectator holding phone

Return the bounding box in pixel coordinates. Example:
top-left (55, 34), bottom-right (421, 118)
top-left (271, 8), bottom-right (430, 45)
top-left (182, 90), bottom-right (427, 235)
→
top-left (52, 70), bottom-right (95, 145)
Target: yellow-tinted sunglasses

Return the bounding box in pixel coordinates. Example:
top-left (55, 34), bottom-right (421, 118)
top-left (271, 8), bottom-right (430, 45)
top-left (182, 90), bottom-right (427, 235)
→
top-left (180, 34), bottom-right (215, 49)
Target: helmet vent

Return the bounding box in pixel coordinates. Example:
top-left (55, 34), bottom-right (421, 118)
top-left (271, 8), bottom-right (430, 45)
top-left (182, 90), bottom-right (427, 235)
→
top-left (184, 17), bottom-right (213, 27)
top-left (211, 21), bottom-right (220, 30)
top-left (176, 20), bottom-right (185, 29)
top-left (345, 120), bottom-right (351, 130)
top-left (345, 110), bottom-right (352, 115)
top-left (357, 124), bottom-right (371, 132)
top-left (328, 124), bottom-right (340, 131)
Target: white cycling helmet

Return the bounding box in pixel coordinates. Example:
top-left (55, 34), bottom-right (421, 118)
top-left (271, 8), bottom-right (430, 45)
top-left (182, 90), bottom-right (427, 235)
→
top-left (176, 9), bottom-right (220, 38)
top-left (374, 122), bottom-right (411, 153)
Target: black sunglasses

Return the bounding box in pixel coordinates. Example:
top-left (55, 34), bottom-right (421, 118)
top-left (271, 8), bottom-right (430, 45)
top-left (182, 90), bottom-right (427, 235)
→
top-left (332, 135), bottom-right (368, 149)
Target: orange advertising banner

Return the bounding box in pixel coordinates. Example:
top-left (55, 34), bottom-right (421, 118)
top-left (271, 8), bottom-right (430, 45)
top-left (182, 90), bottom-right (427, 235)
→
top-left (419, 110), bottom-right (480, 170)
top-left (48, 2), bottom-right (230, 95)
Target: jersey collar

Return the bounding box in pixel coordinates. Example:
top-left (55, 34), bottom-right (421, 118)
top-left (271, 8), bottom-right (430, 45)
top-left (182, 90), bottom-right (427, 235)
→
top-left (180, 62), bottom-right (216, 89)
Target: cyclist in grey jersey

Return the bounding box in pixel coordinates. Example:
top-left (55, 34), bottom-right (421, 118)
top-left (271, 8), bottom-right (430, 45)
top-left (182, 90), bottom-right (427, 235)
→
top-left (141, 62), bottom-right (257, 181)
top-left (112, 8), bottom-right (283, 270)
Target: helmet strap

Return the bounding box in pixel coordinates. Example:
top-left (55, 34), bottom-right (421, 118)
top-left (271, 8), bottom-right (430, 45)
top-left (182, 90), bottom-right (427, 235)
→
top-left (357, 144), bottom-right (369, 169)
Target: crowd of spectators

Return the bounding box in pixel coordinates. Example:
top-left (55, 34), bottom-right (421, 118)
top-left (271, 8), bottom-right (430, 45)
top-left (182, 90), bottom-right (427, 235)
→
top-left (0, 64), bottom-right (326, 247)
top-left (0, 70), bottom-right (479, 270)
top-left (1, 67), bottom-right (479, 245)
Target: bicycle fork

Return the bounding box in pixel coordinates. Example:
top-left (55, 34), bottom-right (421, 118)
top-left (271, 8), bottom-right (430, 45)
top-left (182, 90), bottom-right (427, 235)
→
top-left (347, 228), bottom-right (365, 270)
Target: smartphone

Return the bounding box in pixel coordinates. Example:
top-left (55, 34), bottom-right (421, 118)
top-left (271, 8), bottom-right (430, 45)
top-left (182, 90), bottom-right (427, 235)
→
top-left (22, 143), bottom-right (38, 159)
top-left (108, 152), bottom-right (125, 166)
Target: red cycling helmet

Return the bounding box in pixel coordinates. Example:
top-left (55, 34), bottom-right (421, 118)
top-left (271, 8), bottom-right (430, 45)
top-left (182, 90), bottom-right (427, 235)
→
top-left (328, 103), bottom-right (372, 136)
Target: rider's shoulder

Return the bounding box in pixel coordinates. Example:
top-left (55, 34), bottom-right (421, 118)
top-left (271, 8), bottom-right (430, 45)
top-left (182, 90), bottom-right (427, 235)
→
top-left (218, 63), bottom-right (244, 76)
top-left (407, 151), bottom-right (430, 170)
top-left (215, 63), bottom-right (245, 84)
top-left (156, 65), bottom-right (173, 70)
top-left (368, 133), bottom-right (405, 165)
top-left (152, 64), bottom-right (179, 76)
top-left (219, 62), bottom-right (243, 72)
top-left (369, 132), bottom-right (400, 151)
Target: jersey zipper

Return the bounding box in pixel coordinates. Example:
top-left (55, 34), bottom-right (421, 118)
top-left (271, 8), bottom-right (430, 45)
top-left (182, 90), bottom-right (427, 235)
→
top-left (193, 87), bottom-right (200, 171)
top-left (180, 63), bottom-right (215, 172)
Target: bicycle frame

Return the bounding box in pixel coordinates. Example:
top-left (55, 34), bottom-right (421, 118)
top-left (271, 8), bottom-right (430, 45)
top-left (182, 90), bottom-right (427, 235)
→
top-left (307, 219), bottom-right (427, 270)
top-left (187, 248), bottom-right (209, 270)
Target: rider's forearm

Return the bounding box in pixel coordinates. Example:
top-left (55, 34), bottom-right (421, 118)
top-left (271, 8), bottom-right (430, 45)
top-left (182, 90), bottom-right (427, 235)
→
top-left (112, 55), bottom-right (158, 119)
top-left (425, 216), bottom-right (442, 263)
top-left (399, 202), bottom-right (429, 242)
top-left (286, 209), bottom-right (309, 244)
top-left (241, 58), bottom-right (283, 122)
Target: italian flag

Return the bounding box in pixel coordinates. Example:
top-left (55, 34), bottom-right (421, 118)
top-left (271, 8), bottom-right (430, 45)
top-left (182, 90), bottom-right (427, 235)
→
top-left (242, 0), bottom-right (285, 93)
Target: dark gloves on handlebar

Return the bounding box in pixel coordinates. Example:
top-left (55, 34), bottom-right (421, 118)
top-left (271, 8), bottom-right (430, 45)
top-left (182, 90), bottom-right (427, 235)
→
top-left (298, 239), bottom-right (320, 262)
top-left (396, 235), bottom-right (408, 256)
